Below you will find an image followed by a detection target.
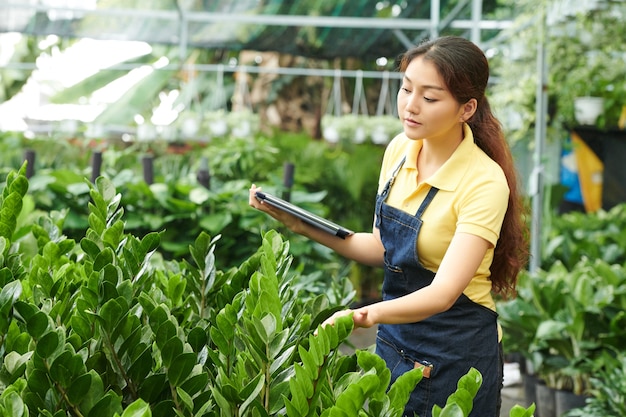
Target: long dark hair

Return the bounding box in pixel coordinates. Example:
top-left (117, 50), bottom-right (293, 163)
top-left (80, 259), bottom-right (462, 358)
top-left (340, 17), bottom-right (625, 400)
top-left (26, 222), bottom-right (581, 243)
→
top-left (398, 36), bottom-right (529, 297)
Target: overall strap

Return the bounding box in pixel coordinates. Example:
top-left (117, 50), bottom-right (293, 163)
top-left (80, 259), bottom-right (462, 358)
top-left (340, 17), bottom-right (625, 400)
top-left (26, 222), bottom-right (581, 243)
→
top-left (381, 155), bottom-right (407, 197)
top-left (415, 187), bottom-right (439, 217)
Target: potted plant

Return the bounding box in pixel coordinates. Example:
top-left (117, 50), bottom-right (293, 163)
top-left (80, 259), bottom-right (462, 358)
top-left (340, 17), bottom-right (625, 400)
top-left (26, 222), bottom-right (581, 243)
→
top-left (549, 5), bottom-right (626, 129)
top-left (490, 0), bottom-right (626, 141)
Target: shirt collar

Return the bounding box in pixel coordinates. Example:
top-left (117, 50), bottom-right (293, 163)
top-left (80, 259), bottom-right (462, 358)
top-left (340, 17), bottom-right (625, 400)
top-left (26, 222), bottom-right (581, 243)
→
top-left (404, 123), bottom-right (475, 192)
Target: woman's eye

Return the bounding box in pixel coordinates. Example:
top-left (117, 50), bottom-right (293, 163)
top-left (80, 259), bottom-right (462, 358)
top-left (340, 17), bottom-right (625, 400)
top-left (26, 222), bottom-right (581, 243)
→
top-left (401, 87), bottom-right (411, 93)
top-left (423, 97), bottom-right (436, 102)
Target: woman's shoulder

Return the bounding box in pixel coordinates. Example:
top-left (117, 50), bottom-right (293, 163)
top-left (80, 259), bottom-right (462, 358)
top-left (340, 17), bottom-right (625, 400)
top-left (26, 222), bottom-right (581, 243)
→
top-left (470, 145), bottom-right (507, 183)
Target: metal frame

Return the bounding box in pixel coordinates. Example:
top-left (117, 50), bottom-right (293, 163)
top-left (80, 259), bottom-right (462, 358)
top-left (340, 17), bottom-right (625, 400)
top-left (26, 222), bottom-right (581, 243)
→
top-left (1, 1), bottom-right (512, 59)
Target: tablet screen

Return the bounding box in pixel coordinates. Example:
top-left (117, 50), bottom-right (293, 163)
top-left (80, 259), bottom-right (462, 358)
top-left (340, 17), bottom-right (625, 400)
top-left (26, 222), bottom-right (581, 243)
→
top-left (255, 191), bottom-right (354, 239)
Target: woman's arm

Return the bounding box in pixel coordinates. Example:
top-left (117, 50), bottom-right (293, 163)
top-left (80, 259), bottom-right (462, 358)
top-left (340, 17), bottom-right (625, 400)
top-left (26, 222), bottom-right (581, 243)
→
top-left (248, 184), bottom-right (385, 267)
top-left (325, 232), bottom-right (490, 328)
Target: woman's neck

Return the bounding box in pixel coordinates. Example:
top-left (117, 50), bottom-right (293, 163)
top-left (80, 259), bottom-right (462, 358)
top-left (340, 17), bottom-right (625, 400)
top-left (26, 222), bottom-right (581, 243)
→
top-left (416, 129), bottom-right (464, 183)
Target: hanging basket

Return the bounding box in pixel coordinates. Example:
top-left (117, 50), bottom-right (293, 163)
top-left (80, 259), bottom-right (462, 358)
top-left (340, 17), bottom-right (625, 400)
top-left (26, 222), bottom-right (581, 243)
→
top-left (574, 96), bottom-right (604, 125)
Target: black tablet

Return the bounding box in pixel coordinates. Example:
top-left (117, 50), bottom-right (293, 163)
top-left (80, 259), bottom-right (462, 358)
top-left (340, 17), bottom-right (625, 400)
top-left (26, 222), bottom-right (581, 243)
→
top-left (255, 191), bottom-right (354, 239)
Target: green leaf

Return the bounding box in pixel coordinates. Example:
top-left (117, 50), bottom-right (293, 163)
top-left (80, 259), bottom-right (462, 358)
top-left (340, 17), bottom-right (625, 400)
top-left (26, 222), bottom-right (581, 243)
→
top-left (437, 403), bottom-right (465, 417)
top-left (78, 370), bottom-right (105, 414)
top-left (99, 298), bottom-right (125, 333)
top-left (140, 232), bottom-right (161, 253)
top-left (26, 368), bottom-right (50, 397)
top-left (189, 232), bottom-right (210, 271)
top-left (161, 337), bottom-right (184, 368)
top-left (179, 372), bottom-right (209, 397)
top-left (93, 248), bottom-right (115, 272)
top-left (155, 321), bottom-right (178, 350)
top-left (387, 367), bottom-right (423, 414)
top-left (509, 403), bottom-right (536, 417)
top-left (138, 373), bottom-right (167, 403)
top-left (67, 372), bottom-right (93, 404)
top-left (120, 399), bottom-right (152, 417)
top-left (35, 330), bottom-right (61, 359)
top-left (49, 351), bottom-right (84, 385)
top-left (86, 391), bottom-right (122, 417)
top-left (270, 345), bottom-right (295, 375)
top-left (0, 280), bottom-right (21, 313)
top-left (9, 174), bottom-right (29, 197)
top-left (71, 315), bottom-right (94, 341)
top-left (536, 320), bottom-right (567, 340)
top-left (87, 212), bottom-right (106, 236)
top-left (456, 367), bottom-right (482, 399)
top-left (240, 373), bottom-right (265, 415)
top-left (186, 327), bottom-right (207, 352)
top-left (95, 176), bottom-right (117, 203)
top-left (103, 220), bottom-right (125, 249)
top-left (175, 387), bottom-right (194, 413)
top-left (168, 353), bottom-right (197, 387)
top-left (127, 345), bottom-right (152, 382)
top-left (198, 212), bottom-right (233, 235)
top-left (148, 305), bottom-right (169, 334)
top-left (26, 311), bottom-right (49, 339)
top-left (261, 313), bottom-right (278, 343)
top-left (1, 351), bottom-right (31, 384)
top-left (2, 390), bottom-right (27, 417)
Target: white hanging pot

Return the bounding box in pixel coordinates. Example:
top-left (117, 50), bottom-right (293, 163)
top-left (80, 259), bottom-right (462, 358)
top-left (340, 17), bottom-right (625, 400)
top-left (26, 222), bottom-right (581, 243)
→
top-left (323, 126), bottom-right (340, 143)
top-left (574, 96), bottom-right (604, 125)
top-left (353, 126), bottom-right (366, 144)
top-left (371, 126), bottom-right (390, 145)
top-left (209, 119), bottom-right (228, 137)
top-left (232, 121), bottom-right (251, 138)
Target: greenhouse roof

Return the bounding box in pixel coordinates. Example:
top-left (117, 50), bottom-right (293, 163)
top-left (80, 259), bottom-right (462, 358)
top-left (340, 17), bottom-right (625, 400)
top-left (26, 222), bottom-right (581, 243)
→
top-left (0, 0), bottom-right (512, 60)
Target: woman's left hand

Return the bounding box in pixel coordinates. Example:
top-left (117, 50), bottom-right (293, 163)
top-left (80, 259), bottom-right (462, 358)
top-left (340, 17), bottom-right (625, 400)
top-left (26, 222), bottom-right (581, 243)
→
top-left (319, 306), bottom-right (376, 332)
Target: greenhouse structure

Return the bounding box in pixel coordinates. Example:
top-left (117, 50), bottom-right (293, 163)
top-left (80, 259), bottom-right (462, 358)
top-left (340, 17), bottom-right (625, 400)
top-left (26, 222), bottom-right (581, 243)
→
top-left (0, 1), bottom-right (625, 417)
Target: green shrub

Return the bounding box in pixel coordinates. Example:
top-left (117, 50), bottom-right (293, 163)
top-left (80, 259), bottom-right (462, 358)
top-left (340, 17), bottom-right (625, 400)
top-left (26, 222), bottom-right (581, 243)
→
top-left (1, 166), bottom-right (536, 416)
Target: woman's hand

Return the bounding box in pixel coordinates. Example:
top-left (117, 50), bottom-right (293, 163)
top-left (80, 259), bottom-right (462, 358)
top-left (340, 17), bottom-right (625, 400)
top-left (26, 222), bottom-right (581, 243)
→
top-left (248, 184), bottom-right (303, 232)
top-left (318, 306), bottom-right (377, 334)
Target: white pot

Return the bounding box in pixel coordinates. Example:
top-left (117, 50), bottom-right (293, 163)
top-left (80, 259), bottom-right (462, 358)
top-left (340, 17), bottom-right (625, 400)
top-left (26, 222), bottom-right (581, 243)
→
top-left (353, 127), bottom-right (366, 144)
top-left (323, 126), bottom-right (340, 143)
top-left (371, 127), bottom-right (390, 145)
top-left (209, 120), bottom-right (228, 137)
top-left (574, 96), bottom-right (604, 125)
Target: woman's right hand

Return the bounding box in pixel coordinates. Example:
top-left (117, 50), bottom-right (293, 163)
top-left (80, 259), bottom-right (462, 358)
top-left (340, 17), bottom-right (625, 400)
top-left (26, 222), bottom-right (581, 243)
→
top-left (248, 184), bottom-right (303, 233)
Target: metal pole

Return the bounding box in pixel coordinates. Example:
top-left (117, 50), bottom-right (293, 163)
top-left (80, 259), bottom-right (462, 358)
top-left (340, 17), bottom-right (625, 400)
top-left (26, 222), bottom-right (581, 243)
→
top-left (142, 155), bottom-right (154, 185)
top-left (282, 162), bottom-right (295, 202)
top-left (91, 151), bottom-right (102, 183)
top-left (23, 149), bottom-right (35, 178)
top-left (529, 5), bottom-right (548, 273)
top-left (470, 0), bottom-right (483, 45)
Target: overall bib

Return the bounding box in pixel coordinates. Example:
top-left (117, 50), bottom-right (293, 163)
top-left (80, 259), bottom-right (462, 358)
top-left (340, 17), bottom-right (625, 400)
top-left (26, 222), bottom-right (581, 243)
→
top-left (374, 157), bottom-right (502, 417)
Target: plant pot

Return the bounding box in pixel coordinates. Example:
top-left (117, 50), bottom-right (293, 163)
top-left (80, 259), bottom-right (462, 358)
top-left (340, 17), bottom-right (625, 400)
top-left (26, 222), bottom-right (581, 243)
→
top-left (535, 382), bottom-right (556, 417)
top-left (574, 96), bottom-right (604, 125)
top-left (209, 120), bottom-right (228, 137)
top-left (323, 126), bottom-right (340, 143)
top-left (371, 127), bottom-right (390, 145)
top-left (523, 373), bottom-right (539, 409)
top-left (555, 389), bottom-right (588, 416)
top-left (353, 126), bottom-right (366, 144)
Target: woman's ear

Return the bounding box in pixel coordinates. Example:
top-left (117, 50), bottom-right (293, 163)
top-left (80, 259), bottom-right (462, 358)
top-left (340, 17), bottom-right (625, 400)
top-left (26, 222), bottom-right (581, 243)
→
top-left (460, 98), bottom-right (478, 122)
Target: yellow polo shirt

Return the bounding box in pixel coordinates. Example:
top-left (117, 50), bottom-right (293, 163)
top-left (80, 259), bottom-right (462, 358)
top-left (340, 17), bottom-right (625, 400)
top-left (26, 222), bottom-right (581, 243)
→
top-left (377, 124), bottom-right (509, 311)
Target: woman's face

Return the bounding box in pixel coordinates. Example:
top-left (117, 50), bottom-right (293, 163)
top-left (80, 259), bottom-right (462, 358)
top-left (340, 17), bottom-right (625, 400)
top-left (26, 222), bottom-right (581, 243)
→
top-left (397, 56), bottom-right (469, 142)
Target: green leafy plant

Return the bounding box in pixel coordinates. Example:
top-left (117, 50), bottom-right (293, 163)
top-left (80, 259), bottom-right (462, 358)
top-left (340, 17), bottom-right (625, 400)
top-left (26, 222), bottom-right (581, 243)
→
top-left (499, 256), bottom-right (626, 396)
top-left (541, 204), bottom-right (626, 270)
top-left (565, 354), bottom-right (626, 417)
top-left (0, 164), bottom-right (537, 416)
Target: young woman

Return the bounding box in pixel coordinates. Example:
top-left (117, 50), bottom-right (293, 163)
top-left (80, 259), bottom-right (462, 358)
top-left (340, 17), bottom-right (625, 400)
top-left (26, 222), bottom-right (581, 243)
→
top-left (249, 36), bottom-right (528, 417)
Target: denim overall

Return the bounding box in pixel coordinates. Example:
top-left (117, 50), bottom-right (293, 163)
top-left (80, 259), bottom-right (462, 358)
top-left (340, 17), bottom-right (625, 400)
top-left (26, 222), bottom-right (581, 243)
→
top-left (374, 157), bottom-right (502, 417)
